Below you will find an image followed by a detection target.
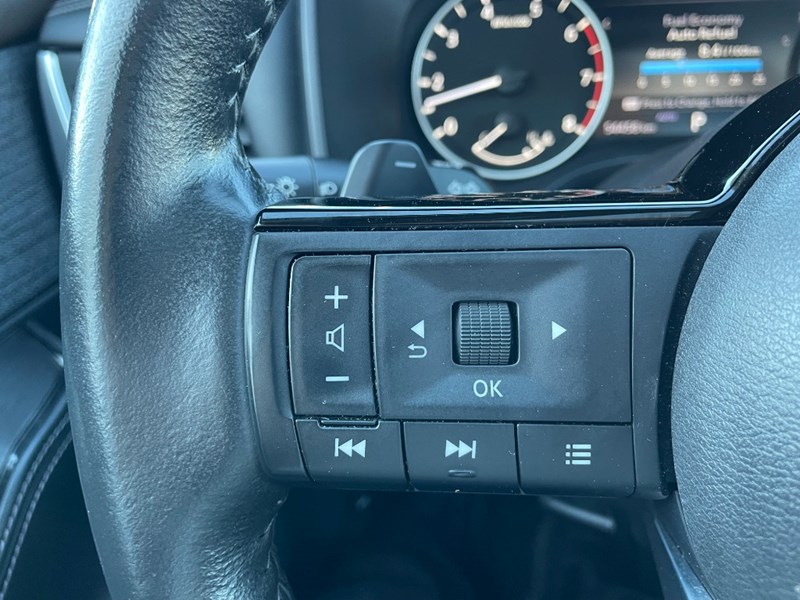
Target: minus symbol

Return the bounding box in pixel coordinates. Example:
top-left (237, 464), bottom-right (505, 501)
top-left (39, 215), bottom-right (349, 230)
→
top-left (394, 160), bottom-right (417, 169)
top-left (325, 375), bottom-right (350, 382)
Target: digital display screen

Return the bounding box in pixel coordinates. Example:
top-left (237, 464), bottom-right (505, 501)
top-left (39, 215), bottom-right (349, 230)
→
top-left (597, 1), bottom-right (800, 137)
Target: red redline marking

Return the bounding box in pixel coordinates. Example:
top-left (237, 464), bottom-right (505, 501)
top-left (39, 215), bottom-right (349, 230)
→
top-left (581, 25), bottom-right (604, 128)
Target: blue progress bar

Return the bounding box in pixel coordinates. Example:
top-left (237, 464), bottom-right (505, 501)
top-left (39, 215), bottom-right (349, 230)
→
top-left (639, 58), bottom-right (764, 76)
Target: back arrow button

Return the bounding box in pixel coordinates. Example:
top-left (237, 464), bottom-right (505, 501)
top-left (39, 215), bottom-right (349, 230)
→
top-left (408, 344), bottom-right (428, 359)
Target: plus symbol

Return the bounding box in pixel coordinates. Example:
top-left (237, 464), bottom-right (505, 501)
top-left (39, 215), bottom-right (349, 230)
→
top-left (324, 286), bottom-right (348, 309)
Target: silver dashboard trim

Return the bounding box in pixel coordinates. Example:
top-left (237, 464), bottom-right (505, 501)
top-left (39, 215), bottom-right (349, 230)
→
top-left (37, 50), bottom-right (71, 138)
top-left (299, 0), bottom-right (329, 157)
top-left (36, 50), bottom-right (72, 175)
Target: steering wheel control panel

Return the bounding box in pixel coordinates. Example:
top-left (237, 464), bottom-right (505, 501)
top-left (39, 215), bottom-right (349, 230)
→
top-left (249, 225), bottom-right (722, 499)
top-left (280, 250), bottom-right (634, 496)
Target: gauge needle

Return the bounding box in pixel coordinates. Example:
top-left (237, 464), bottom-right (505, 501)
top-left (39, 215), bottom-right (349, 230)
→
top-left (423, 74), bottom-right (503, 110)
top-left (472, 121), bottom-right (508, 153)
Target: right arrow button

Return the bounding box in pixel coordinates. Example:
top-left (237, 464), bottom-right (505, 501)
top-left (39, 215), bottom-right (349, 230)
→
top-left (551, 321), bottom-right (567, 340)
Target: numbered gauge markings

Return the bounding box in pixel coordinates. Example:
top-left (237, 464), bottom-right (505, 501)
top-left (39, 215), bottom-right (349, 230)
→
top-left (411, 0), bottom-right (614, 180)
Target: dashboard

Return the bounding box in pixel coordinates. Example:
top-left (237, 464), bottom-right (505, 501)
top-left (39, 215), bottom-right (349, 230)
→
top-left (36, 0), bottom-right (800, 192)
top-left (312, 0), bottom-right (800, 190)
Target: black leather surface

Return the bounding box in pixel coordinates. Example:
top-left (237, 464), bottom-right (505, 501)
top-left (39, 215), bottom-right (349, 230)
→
top-left (0, 327), bottom-right (67, 599)
top-left (2, 446), bottom-right (109, 600)
top-left (673, 132), bottom-right (800, 599)
top-left (0, 411), bottom-right (70, 600)
top-left (0, 328), bottom-right (62, 475)
top-left (61, 0), bottom-right (292, 598)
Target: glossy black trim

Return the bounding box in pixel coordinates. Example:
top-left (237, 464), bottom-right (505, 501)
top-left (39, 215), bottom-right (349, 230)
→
top-left (645, 495), bottom-right (713, 600)
top-left (257, 77), bottom-right (800, 231)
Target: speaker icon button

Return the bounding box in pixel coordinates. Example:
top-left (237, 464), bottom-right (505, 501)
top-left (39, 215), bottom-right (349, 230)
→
top-left (325, 323), bottom-right (345, 353)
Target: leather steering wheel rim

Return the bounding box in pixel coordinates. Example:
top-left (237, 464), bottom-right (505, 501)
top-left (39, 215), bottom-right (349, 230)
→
top-left (62, 0), bottom-right (291, 598)
top-left (672, 129), bottom-right (800, 599)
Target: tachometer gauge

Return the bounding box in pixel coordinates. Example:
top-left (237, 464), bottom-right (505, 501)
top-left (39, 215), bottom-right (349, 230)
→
top-left (411, 0), bottom-right (613, 180)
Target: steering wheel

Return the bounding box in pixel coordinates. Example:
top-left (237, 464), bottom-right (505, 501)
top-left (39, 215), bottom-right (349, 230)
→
top-left (61, 0), bottom-right (800, 598)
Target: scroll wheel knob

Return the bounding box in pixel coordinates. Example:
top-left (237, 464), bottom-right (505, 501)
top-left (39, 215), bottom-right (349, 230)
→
top-left (454, 301), bottom-right (514, 366)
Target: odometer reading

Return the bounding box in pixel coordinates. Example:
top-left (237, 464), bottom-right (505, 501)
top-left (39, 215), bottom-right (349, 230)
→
top-left (412, 0), bottom-right (614, 180)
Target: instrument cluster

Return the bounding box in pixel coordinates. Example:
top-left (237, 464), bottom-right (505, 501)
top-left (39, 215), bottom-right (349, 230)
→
top-left (315, 0), bottom-right (800, 187)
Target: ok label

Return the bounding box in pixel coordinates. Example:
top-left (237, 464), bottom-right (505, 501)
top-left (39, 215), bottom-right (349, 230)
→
top-left (473, 379), bottom-right (503, 398)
